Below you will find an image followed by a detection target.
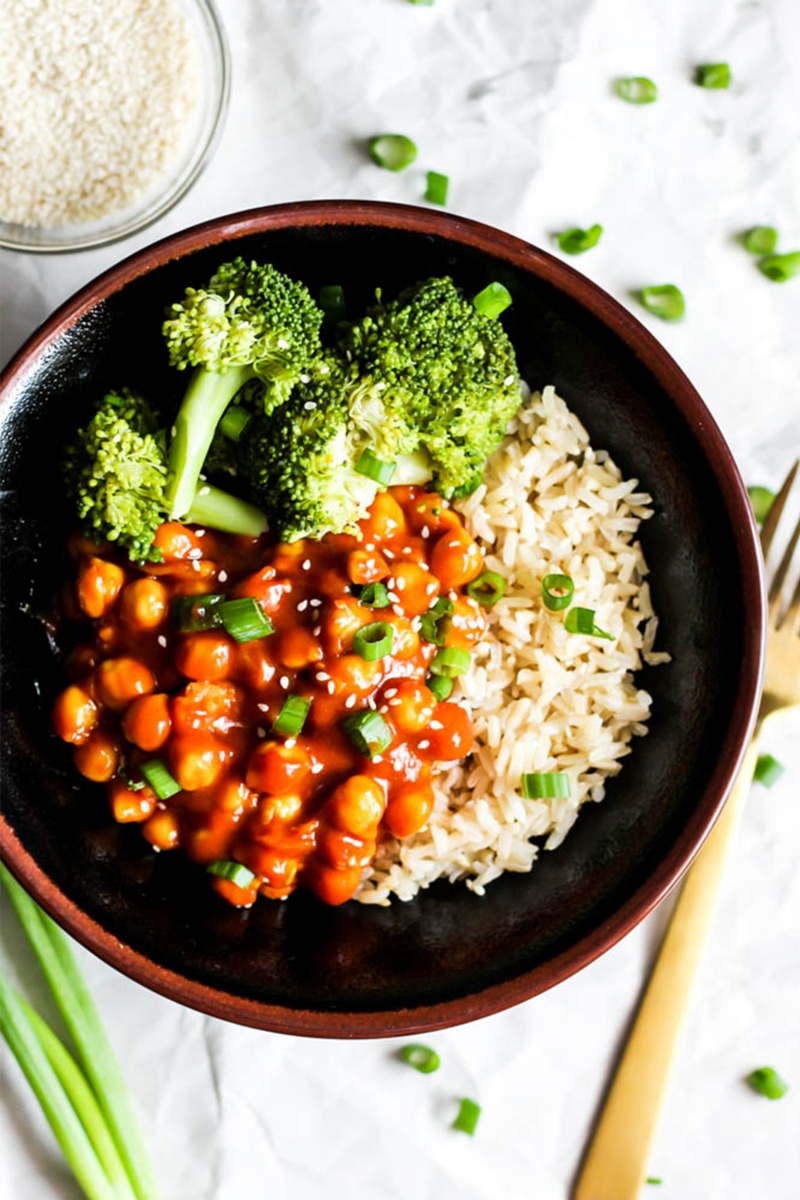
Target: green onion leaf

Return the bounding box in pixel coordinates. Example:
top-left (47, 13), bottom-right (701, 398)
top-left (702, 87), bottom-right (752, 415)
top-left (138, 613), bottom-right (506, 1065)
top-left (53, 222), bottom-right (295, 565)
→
top-left (747, 485), bottom-right (775, 524)
top-left (173, 593), bottom-right (225, 632)
top-left (420, 596), bottom-right (454, 645)
top-left (542, 573), bottom-right (575, 611)
top-left (425, 171), bottom-right (449, 206)
top-left (273, 695), bottom-right (311, 737)
top-left (354, 621), bottom-right (394, 662)
top-left (564, 606), bottom-right (615, 640)
top-left (522, 771), bottom-right (571, 799)
top-left (401, 1043), bottom-right (441, 1072)
top-left (319, 284), bottom-right (346, 323)
top-left (355, 448), bottom-right (397, 487)
top-left (753, 753), bottom-right (785, 788)
top-left (343, 710), bottom-right (393, 756)
top-left (639, 284), bottom-right (686, 322)
top-left (615, 76), bottom-right (658, 104)
top-left (369, 133), bottom-right (417, 171)
top-left (695, 62), bottom-right (731, 89)
top-left (429, 646), bottom-right (471, 677)
top-left (453, 1097), bottom-right (481, 1135)
top-left (745, 1066), bottom-right (789, 1099)
top-left (219, 406), bottom-right (252, 442)
top-left (557, 224), bottom-right (603, 255)
top-left (408, 0), bottom-right (434, 5)
top-left (426, 673), bottom-right (454, 701)
top-left (757, 251), bottom-right (800, 283)
top-left (646, 1179), bottom-right (663, 1187)
top-left (466, 569), bottom-right (506, 606)
top-left (207, 860), bottom-right (257, 889)
top-left (219, 597), bottom-right (274, 642)
top-left (473, 282), bottom-right (513, 318)
top-left (743, 226), bottom-right (778, 256)
top-left (140, 759), bottom-right (181, 800)
top-left (356, 581), bottom-right (392, 609)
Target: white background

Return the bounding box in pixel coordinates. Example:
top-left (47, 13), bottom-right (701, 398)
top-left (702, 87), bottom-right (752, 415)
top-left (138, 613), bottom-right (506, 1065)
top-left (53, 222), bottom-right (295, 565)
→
top-left (1, 1), bottom-right (799, 1197)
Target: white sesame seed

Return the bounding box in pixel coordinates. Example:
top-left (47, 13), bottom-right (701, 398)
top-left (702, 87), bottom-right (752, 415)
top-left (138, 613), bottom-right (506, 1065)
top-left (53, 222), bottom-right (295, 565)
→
top-left (313, 626), bottom-right (322, 636)
top-left (391, 604), bottom-right (403, 615)
top-left (297, 599), bottom-right (308, 612)
top-left (195, 529), bottom-right (206, 538)
top-left (191, 560), bottom-right (200, 572)
top-left (188, 547), bottom-right (202, 559)
top-left (218, 570), bottom-right (228, 583)
top-left (311, 762), bottom-right (324, 774)
top-left (384, 688), bottom-right (398, 699)
top-left (302, 559), bottom-right (312, 570)
top-left (257, 702), bottom-right (269, 712)
top-left (345, 694), bottom-right (357, 709)
top-left (426, 583), bottom-right (438, 595)
top-left (389, 698), bottom-right (402, 707)
top-left (365, 543), bottom-right (376, 552)
top-left (315, 672), bottom-right (330, 682)
top-left (279, 675), bottom-right (290, 689)
top-left (430, 720), bottom-right (443, 730)
top-left (503, 374), bottom-right (516, 386)
top-left (309, 598), bottom-right (322, 607)
top-left (395, 577), bottom-right (406, 590)
top-left (421, 525), bottom-right (430, 539)
top-left (299, 374), bottom-right (310, 383)
top-left (257, 727), bottom-right (267, 738)
top-left (157, 635), bottom-right (167, 648)
top-left (378, 705), bottom-right (388, 714)
top-left (319, 363), bottom-right (330, 374)
top-left (304, 401), bottom-right (317, 411)
top-left (411, 617), bottom-right (422, 631)
top-left (372, 754), bottom-right (383, 763)
top-left (384, 549), bottom-right (395, 559)
top-left (285, 738), bottom-right (297, 749)
top-left (418, 740), bottom-right (430, 750)
top-left (277, 337), bottom-right (289, 349)
top-left (327, 681), bottom-right (336, 694)
top-left (198, 486), bottom-right (210, 497)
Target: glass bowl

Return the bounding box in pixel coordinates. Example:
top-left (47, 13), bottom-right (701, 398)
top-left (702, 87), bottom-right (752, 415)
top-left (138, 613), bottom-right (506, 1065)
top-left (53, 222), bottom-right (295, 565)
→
top-left (0, 0), bottom-right (230, 254)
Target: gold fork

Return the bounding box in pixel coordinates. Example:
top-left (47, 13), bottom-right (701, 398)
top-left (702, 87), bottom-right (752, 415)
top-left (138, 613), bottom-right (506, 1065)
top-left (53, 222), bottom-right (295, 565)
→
top-left (573, 460), bottom-right (800, 1200)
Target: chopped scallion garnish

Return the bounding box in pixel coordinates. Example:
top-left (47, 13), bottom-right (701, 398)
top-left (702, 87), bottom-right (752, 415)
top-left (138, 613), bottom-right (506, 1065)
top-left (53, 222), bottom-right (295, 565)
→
top-left (420, 596), bottom-right (454, 645)
top-left (646, 1179), bottom-right (663, 1187)
top-left (429, 646), bottom-right (471, 677)
top-left (557, 224), bottom-right (603, 255)
top-left (425, 171), bottom-right (449, 206)
top-left (745, 1067), bottom-right (789, 1099)
top-left (473, 282), bottom-right (513, 319)
top-left (743, 226), bottom-right (778, 256)
top-left (369, 133), bottom-right (417, 171)
top-left (401, 1043), bottom-right (441, 1072)
top-left (273, 695), bottom-right (311, 737)
top-left (757, 251), bottom-right (800, 283)
top-left (343, 709), bottom-right (393, 756)
top-left (140, 759), bottom-right (181, 800)
top-left (639, 284), bottom-right (686, 322)
top-left (753, 753), bottom-right (785, 788)
top-left (747, 485), bottom-right (775, 524)
top-left (319, 284), bottom-right (346, 323)
top-left (426, 673), bottom-right (454, 701)
top-left (207, 860), bottom-right (257, 889)
top-left (466, 569), bottom-right (505, 606)
top-left (173, 593), bottom-right (226, 632)
top-left (564, 606), bottom-right (614, 640)
top-left (354, 621), bottom-right (394, 662)
top-left (615, 76), bottom-right (658, 104)
top-left (356, 581), bottom-right (391, 609)
top-left (522, 771), bottom-right (571, 799)
top-left (355, 448), bottom-right (397, 487)
top-left (218, 597), bottom-right (274, 642)
top-left (542, 573), bottom-right (575, 611)
top-left (695, 62), bottom-right (731, 89)
top-left (452, 1097), bottom-right (481, 1135)
top-left (408, 0), bottom-right (434, 5)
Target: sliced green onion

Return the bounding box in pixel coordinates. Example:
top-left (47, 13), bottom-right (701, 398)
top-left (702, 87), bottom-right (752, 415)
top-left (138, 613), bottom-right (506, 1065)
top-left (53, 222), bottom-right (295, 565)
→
top-left (745, 1066), bottom-right (789, 1099)
top-left (646, 1180), bottom-right (663, 1187)
top-left (355, 448), bottom-right (397, 487)
top-left (473, 282), bottom-right (513, 319)
top-left (420, 596), bottom-right (454, 645)
top-left (357, 581), bottom-right (391, 609)
top-left (758, 251), bottom-right (800, 283)
top-left (140, 759), bottom-right (181, 800)
top-left (557, 224), bottom-right (603, 255)
top-left (354, 621), bottom-right (394, 662)
top-left (173, 593), bottom-right (225, 632)
top-left (564, 606), bottom-right (615, 640)
top-left (695, 62), bottom-right (731, 89)
top-left (319, 284), bottom-right (346, 323)
top-left (542, 573), bottom-right (575, 612)
top-left (207, 860), bottom-right (257, 889)
top-left (369, 133), bottom-right (417, 171)
top-left (747, 486), bottom-right (775, 524)
top-left (343, 710), bottom-right (393, 756)
top-left (639, 284), bottom-right (686, 322)
top-left (426, 673), bottom-right (454, 701)
top-left (615, 76), bottom-right (658, 104)
top-left (219, 597), bottom-right (274, 642)
top-left (401, 1043), bottom-right (441, 1073)
top-left (429, 646), bottom-right (471, 677)
top-left (219, 406), bottom-right (252, 441)
top-left (425, 171), bottom-right (449, 206)
top-left (273, 695), bottom-right (311, 737)
top-left (466, 569), bottom-right (506, 606)
top-left (753, 753), bottom-right (785, 788)
top-left (408, 0), bottom-right (434, 5)
top-left (453, 1097), bottom-right (481, 1135)
top-left (522, 771), bottom-right (571, 799)
top-left (743, 226), bottom-right (778, 256)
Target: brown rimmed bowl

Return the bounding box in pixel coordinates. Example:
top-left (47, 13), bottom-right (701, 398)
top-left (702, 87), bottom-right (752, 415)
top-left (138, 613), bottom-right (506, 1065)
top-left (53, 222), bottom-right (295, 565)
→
top-left (0, 201), bottom-right (764, 1037)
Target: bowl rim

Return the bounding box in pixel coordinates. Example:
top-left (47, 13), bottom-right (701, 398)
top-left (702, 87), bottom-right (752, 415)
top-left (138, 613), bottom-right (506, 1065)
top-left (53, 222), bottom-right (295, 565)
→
top-left (0, 199), bottom-right (765, 1037)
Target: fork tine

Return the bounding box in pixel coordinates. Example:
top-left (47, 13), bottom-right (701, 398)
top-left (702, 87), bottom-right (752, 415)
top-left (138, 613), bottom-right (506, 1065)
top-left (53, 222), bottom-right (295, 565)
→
top-left (786, 573), bottom-right (800, 636)
top-left (761, 458), bottom-right (799, 560)
top-left (768, 510), bottom-right (800, 625)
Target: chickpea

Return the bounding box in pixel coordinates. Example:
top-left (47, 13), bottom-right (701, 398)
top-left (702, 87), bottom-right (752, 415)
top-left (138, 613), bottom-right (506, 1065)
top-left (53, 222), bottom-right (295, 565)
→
top-left (445, 595), bottom-right (489, 649)
top-left (119, 578), bottom-right (169, 631)
top-left (121, 693), bottom-right (171, 751)
top-left (429, 527), bottom-right (484, 589)
top-left (384, 783), bottom-right (435, 838)
top-left (346, 548), bottom-right (390, 586)
top-left (209, 875), bottom-right (258, 907)
top-left (73, 731), bottom-right (120, 782)
top-left (390, 561), bottom-right (439, 616)
top-left (303, 860), bottom-right (363, 906)
top-left (325, 775), bottom-right (385, 836)
top-left (183, 808), bottom-right (240, 864)
top-left (76, 558), bottom-right (126, 619)
top-left (175, 631), bottom-right (234, 682)
top-left (273, 626), bottom-right (322, 669)
top-left (324, 654), bottom-right (384, 698)
top-left (169, 733), bottom-right (226, 791)
top-left (108, 779), bottom-right (157, 824)
top-left (397, 488), bottom-right (460, 535)
top-left (421, 701), bottom-right (474, 761)
top-left (233, 640), bottom-right (276, 691)
top-left (151, 522), bottom-right (202, 562)
top-left (381, 611), bottom-right (420, 660)
top-left (381, 679), bottom-right (435, 735)
top-left (245, 741), bottom-right (312, 795)
top-left (359, 491), bottom-right (407, 542)
top-left (240, 845), bottom-right (299, 891)
top-left (321, 596), bottom-right (373, 656)
top-left (95, 657), bottom-right (155, 711)
top-left (215, 776), bottom-right (258, 815)
top-left (171, 681), bottom-right (240, 734)
top-left (52, 685), bottom-right (98, 745)
top-left (316, 826), bottom-right (376, 871)
top-left (234, 566), bottom-right (291, 615)
top-left (142, 808), bottom-right (181, 851)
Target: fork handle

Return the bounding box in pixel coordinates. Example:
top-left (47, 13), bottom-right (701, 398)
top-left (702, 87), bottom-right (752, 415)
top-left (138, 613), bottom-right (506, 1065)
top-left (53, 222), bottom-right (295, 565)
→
top-left (572, 735), bottom-right (760, 1200)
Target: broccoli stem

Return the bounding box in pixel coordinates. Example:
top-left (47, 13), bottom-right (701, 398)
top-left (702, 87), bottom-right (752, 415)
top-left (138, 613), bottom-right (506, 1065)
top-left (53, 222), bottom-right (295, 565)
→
top-left (186, 484), bottom-right (268, 538)
top-left (166, 365), bottom-right (253, 519)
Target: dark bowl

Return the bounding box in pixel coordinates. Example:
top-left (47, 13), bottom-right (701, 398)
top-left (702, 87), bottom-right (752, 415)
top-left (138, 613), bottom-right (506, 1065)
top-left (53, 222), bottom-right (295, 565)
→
top-left (0, 201), bottom-right (764, 1037)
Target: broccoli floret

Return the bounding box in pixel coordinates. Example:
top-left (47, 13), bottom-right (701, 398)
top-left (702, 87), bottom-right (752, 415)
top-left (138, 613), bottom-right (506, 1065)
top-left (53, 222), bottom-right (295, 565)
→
top-left (162, 258), bottom-right (323, 519)
top-left (339, 276), bottom-right (521, 497)
top-left (238, 355), bottom-right (379, 541)
top-left (64, 388), bottom-right (169, 562)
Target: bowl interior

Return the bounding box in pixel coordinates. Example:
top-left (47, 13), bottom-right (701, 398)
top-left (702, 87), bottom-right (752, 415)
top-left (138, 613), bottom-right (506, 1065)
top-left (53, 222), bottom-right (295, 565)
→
top-left (0, 206), bottom-right (761, 1034)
